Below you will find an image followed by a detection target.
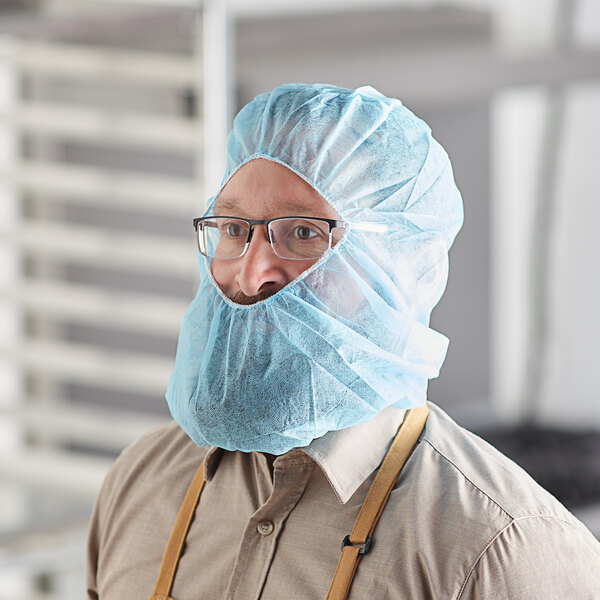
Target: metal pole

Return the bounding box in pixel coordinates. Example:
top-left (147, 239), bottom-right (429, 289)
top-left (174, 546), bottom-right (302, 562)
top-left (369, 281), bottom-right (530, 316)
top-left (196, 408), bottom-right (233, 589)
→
top-left (200, 0), bottom-right (233, 211)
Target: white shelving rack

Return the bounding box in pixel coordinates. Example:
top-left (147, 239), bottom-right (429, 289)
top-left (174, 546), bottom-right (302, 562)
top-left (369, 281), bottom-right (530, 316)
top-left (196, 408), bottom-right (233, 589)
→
top-left (0, 1), bottom-right (230, 598)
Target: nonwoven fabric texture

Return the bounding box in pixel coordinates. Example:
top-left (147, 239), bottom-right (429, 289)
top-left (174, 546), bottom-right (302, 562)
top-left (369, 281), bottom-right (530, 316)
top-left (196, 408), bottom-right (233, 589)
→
top-left (166, 83), bottom-right (464, 454)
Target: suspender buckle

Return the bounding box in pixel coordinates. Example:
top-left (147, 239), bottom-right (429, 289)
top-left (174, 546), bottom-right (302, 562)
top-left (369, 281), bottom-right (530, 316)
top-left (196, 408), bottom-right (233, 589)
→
top-left (341, 534), bottom-right (373, 555)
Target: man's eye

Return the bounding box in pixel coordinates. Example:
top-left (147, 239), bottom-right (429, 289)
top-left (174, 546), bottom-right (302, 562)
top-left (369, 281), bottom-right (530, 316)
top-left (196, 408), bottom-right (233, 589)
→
top-left (224, 223), bottom-right (244, 237)
top-left (293, 226), bottom-right (318, 240)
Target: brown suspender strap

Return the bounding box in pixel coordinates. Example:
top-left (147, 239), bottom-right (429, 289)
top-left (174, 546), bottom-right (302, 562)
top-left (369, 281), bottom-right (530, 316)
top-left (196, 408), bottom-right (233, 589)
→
top-left (149, 404), bottom-right (428, 600)
top-left (149, 460), bottom-right (206, 600)
top-left (326, 404), bottom-right (429, 600)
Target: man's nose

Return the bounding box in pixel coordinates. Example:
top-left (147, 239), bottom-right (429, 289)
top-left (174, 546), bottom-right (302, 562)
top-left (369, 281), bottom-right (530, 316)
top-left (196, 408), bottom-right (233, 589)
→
top-left (236, 225), bottom-right (288, 297)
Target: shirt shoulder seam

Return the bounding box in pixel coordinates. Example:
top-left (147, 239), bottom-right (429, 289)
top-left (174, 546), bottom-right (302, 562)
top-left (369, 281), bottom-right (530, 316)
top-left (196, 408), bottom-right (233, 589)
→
top-left (420, 437), bottom-right (515, 520)
top-left (455, 514), bottom-right (582, 600)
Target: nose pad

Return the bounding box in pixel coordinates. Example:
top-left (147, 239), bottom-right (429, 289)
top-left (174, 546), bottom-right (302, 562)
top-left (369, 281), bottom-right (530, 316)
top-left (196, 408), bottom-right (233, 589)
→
top-left (246, 224), bottom-right (256, 245)
top-left (245, 223), bottom-right (272, 255)
top-left (268, 227), bottom-right (276, 245)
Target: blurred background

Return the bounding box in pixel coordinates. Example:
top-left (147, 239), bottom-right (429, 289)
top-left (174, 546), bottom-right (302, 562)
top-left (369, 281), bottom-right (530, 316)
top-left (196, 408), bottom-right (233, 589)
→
top-left (0, 0), bottom-right (599, 597)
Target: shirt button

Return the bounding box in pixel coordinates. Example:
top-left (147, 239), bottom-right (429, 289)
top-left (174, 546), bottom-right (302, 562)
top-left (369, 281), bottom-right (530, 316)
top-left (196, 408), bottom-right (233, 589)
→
top-left (257, 520), bottom-right (274, 536)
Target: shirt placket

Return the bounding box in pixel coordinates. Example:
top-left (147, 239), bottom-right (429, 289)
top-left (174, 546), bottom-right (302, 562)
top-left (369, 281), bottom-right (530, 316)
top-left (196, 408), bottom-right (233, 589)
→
top-left (225, 455), bottom-right (315, 600)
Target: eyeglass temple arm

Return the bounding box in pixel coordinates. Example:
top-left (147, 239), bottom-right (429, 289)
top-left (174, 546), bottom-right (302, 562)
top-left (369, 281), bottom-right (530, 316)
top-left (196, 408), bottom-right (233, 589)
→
top-left (351, 222), bottom-right (387, 233)
top-left (194, 219), bottom-right (219, 229)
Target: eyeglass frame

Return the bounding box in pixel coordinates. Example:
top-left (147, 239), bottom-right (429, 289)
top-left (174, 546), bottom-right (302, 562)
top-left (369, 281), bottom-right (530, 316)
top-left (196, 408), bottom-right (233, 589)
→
top-left (193, 215), bottom-right (346, 260)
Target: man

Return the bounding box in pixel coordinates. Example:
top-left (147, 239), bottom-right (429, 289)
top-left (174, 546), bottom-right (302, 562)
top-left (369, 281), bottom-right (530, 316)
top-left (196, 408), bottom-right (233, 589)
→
top-left (87, 84), bottom-right (600, 599)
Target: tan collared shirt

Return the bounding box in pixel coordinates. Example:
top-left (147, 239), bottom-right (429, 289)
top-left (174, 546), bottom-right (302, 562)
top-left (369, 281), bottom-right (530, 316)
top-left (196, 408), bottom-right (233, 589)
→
top-left (87, 403), bottom-right (600, 599)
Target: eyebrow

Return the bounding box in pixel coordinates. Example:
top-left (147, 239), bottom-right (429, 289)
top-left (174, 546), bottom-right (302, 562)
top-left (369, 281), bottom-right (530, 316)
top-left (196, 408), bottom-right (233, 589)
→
top-left (213, 196), bottom-right (240, 213)
top-left (213, 195), bottom-right (317, 215)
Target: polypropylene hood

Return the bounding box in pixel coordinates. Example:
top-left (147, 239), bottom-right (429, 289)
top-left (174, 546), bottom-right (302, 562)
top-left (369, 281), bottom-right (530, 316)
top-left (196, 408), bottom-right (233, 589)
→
top-left (166, 84), bottom-right (464, 454)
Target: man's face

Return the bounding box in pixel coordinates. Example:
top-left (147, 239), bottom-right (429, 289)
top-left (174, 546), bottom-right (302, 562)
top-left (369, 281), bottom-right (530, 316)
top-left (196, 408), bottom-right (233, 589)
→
top-left (210, 159), bottom-right (341, 304)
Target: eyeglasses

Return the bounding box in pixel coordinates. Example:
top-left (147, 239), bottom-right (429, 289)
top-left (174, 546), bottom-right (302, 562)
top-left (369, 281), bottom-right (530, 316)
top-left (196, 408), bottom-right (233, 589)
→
top-left (193, 216), bottom-right (346, 260)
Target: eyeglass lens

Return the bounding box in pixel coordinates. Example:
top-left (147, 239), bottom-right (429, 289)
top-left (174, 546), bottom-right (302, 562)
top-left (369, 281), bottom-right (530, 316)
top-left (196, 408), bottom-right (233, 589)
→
top-left (199, 217), bottom-right (336, 260)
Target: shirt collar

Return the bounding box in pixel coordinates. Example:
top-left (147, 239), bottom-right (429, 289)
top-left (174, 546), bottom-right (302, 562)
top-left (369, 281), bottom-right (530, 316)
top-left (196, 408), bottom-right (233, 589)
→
top-left (302, 406), bottom-right (406, 504)
top-left (203, 406), bottom-right (406, 504)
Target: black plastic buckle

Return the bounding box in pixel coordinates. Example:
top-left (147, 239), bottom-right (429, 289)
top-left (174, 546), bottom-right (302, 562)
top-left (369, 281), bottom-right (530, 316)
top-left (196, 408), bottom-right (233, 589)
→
top-left (341, 534), bottom-right (373, 555)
